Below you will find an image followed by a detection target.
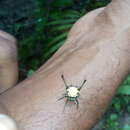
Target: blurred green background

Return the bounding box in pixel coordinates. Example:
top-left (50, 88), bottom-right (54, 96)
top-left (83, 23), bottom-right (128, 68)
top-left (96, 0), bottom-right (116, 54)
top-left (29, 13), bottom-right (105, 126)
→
top-left (0, 0), bottom-right (130, 129)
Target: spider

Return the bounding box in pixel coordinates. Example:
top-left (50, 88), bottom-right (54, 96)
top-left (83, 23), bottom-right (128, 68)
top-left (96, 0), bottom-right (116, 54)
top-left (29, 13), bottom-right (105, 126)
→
top-left (59, 74), bottom-right (86, 109)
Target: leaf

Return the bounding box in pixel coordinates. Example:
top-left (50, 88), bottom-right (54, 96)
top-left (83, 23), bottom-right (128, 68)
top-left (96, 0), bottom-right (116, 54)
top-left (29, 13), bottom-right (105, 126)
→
top-left (64, 13), bottom-right (81, 19)
top-left (52, 24), bottom-right (73, 31)
top-left (44, 40), bottom-right (65, 59)
top-left (47, 19), bottom-right (76, 26)
top-left (65, 10), bottom-right (82, 17)
top-left (127, 106), bottom-right (130, 112)
top-left (27, 69), bottom-right (35, 77)
top-left (14, 23), bottom-right (23, 32)
top-left (117, 85), bottom-right (130, 95)
top-left (123, 125), bottom-right (130, 130)
top-left (52, 0), bottom-right (74, 8)
top-left (126, 76), bottom-right (130, 84)
top-left (49, 32), bottom-right (67, 45)
top-left (110, 114), bottom-right (118, 121)
top-left (114, 102), bottom-right (121, 112)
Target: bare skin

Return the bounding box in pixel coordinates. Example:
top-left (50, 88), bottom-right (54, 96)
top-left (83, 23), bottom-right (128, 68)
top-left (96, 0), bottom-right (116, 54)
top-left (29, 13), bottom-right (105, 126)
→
top-left (0, 30), bottom-right (18, 94)
top-left (0, 0), bottom-right (130, 130)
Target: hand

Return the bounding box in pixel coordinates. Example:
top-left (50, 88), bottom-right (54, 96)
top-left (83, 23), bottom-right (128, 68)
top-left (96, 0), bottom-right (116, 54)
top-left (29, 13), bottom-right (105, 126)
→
top-left (0, 30), bottom-right (18, 93)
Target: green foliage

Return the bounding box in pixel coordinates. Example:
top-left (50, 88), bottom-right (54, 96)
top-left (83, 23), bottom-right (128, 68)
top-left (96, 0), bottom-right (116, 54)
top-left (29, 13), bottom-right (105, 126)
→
top-left (105, 113), bottom-right (119, 130)
top-left (27, 69), bottom-right (35, 77)
top-left (118, 85), bottom-right (130, 95)
top-left (101, 75), bottom-right (130, 129)
top-left (123, 125), bottom-right (130, 130)
top-left (51, 0), bottom-right (74, 7)
top-left (18, 0), bottom-right (110, 77)
top-left (118, 76), bottom-right (130, 95)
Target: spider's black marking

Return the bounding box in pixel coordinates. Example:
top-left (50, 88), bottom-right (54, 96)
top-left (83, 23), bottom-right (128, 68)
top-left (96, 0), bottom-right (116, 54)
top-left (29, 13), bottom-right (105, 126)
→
top-left (75, 99), bottom-right (79, 109)
top-left (63, 99), bottom-right (69, 111)
top-left (61, 74), bottom-right (68, 89)
top-left (59, 74), bottom-right (86, 110)
top-left (78, 79), bottom-right (87, 91)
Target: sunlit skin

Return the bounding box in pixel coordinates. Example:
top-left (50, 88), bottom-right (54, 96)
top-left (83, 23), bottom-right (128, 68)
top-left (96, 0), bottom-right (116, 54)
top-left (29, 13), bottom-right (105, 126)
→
top-left (59, 75), bottom-right (86, 109)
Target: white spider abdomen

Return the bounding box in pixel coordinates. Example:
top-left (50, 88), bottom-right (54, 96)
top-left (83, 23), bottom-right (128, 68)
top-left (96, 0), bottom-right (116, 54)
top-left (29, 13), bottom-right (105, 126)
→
top-left (67, 87), bottom-right (79, 97)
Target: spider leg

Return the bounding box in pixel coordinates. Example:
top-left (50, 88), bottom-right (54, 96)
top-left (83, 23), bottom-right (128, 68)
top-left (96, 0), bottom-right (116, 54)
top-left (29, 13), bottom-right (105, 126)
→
top-left (61, 74), bottom-right (68, 89)
top-left (75, 98), bottom-right (79, 109)
top-left (78, 95), bottom-right (82, 100)
top-left (58, 96), bottom-right (65, 101)
top-left (58, 93), bottom-right (68, 101)
top-left (78, 80), bottom-right (87, 91)
top-left (63, 99), bottom-right (68, 112)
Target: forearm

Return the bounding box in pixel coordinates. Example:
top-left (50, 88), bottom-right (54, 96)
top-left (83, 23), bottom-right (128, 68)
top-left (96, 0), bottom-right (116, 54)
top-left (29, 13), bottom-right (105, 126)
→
top-left (0, 0), bottom-right (130, 129)
top-left (0, 27), bottom-right (130, 130)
